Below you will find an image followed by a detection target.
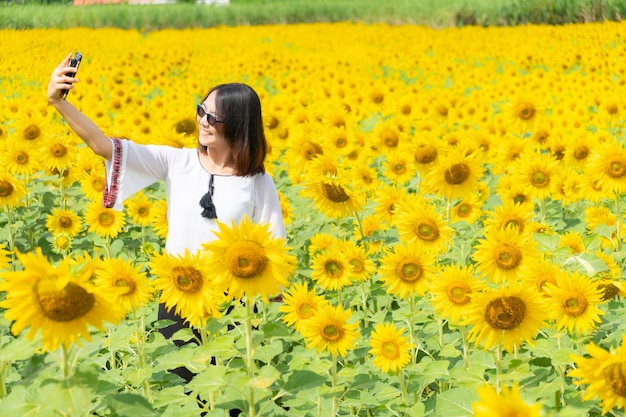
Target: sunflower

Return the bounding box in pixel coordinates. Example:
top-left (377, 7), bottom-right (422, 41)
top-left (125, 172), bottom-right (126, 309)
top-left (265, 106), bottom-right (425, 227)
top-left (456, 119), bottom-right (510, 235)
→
top-left (0, 172), bottom-right (27, 209)
top-left (542, 271), bottom-right (605, 336)
top-left (472, 225), bottom-right (540, 284)
top-left (14, 111), bottom-right (50, 144)
top-left (558, 231), bottom-right (586, 254)
top-left (308, 232), bottom-right (338, 258)
top-left (337, 238), bottom-right (376, 283)
top-left (570, 335), bottom-right (626, 415)
top-left (378, 242), bottom-right (437, 299)
top-left (428, 264), bottom-right (487, 326)
top-left (523, 258), bottom-right (562, 296)
top-left (46, 207), bottom-right (83, 237)
top-left (0, 243), bottom-right (12, 270)
top-left (368, 322), bottom-right (414, 374)
top-left (79, 169), bottom-right (107, 202)
top-left (483, 200), bottom-right (534, 236)
top-left (310, 247), bottom-right (355, 291)
top-left (382, 149), bottom-right (417, 185)
top-left (423, 148), bottom-right (485, 200)
top-left (504, 90), bottom-right (546, 133)
top-left (351, 163), bottom-right (381, 194)
top-left (39, 135), bottom-right (75, 173)
top-left (150, 249), bottom-right (224, 327)
top-left (84, 201), bottom-right (126, 239)
top-left (393, 198), bottom-right (454, 254)
top-left (371, 184), bottom-right (410, 226)
top-left (506, 150), bottom-right (560, 201)
top-left (300, 303), bottom-right (359, 357)
top-left (450, 194), bottom-right (483, 225)
top-left (151, 199), bottom-right (169, 240)
top-left (279, 281), bottom-right (329, 332)
top-left (3, 140), bottom-right (40, 176)
top-left (412, 134), bottom-right (440, 173)
top-left (278, 190), bottom-right (293, 227)
top-left (95, 257), bottom-right (155, 314)
top-left (202, 215), bottom-right (296, 302)
top-left (586, 139), bottom-right (626, 194)
top-left (0, 248), bottom-right (124, 351)
top-left (372, 119), bottom-right (401, 150)
top-left (472, 383), bottom-right (541, 417)
top-left (466, 284), bottom-right (547, 352)
top-left (301, 176), bottom-right (364, 219)
top-left (125, 192), bottom-right (154, 227)
top-left (353, 214), bottom-right (389, 254)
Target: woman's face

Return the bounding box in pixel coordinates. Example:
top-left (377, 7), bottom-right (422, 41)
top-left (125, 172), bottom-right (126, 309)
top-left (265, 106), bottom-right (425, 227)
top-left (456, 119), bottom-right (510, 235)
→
top-left (197, 91), bottom-right (227, 148)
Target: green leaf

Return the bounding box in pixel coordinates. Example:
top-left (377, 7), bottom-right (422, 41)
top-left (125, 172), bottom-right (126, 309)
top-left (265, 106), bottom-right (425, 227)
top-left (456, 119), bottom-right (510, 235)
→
top-left (256, 339), bottom-right (284, 364)
top-left (435, 387), bottom-right (477, 417)
top-left (280, 370), bottom-right (327, 393)
top-left (106, 393), bottom-right (161, 417)
top-left (0, 334), bottom-right (39, 362)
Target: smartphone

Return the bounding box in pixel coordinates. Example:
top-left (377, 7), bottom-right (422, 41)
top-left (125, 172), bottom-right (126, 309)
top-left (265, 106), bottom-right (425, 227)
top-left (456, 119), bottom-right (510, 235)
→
top-left (61, 52), bottom-right (83, 100)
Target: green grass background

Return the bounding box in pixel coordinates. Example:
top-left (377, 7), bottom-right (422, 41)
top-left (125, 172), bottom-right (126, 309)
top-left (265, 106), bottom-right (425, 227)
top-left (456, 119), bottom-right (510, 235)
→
top-left (1, 0), bottom-right (625, 30)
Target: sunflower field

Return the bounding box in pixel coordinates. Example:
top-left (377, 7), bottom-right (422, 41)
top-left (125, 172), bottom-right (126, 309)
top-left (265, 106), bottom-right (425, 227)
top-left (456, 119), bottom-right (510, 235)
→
top-left (1, 19), bottom-right (626, 417)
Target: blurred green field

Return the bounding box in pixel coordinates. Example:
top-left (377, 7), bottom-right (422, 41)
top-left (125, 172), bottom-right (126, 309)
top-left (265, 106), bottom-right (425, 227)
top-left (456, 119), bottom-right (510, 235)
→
top-left (0, 0), bottom-right (624, 30)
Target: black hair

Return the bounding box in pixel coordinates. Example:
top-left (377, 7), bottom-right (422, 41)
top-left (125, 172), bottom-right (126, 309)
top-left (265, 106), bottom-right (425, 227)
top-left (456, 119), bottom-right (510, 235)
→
top-left (198, 83), bottom-right (267, 176)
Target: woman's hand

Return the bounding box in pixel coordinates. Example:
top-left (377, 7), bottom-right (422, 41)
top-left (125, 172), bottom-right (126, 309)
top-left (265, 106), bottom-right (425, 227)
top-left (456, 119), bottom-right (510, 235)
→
top-left (47, 53), bottom-right (77, 104)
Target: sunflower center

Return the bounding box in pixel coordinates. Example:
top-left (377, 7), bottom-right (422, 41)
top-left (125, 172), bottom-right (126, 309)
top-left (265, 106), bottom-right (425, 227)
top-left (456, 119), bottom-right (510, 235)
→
top-left (226, 240), bottom-right (267, 279)
top-left (59, 216), bottom-right (73, 228)
top-left (51, 143), bottom-right (67, 158)
top-left (54, 235), bottom-right (72, 250)
top-left (324, 260), bottom-right (344, 278)
top-left (448, 285), bottom-right (471, 305)
top-left (503, 217), bottom-right (524, 233)
top-left (92, 178), bottom-right (106, 192)
top-left (562, 291), bottom-right (588, 316)
top-left (303, 142), bottom-right (323, 161)
top-left (495, 243), bottom-right (522, 270)
top-left (393, 162), bottom-right (406, 175)
top-left (114, 276), bottom-right (137, 295)
top-left (0, 180), bottom-right (14, 198)
top-left (321, 324), bottom-right (343, 341)
top-left (530, 170), bottom-right (550, 187)
top-left (414, 145), bottom-right (438, 164)
top-left (175, 118), bottom-right (196, 135)
top-left (37, 282), bottom-right (95, 322)
top-left (606, 159), bottom-right (626, 179)
top-left (397, 260), bottom-right (422, 283)
top-left (381, 341), bottom-right (400, 360)
top-left (23, 124), bottom-right (40, 140)
top-left (297, 302), bottom-right (316, 320)
top-left (98, 212), bottom-right (115, 227)
top-left (484, 296), bottom-right (526, 330)
top-left (573, 146), bottom-right (589, 161)
top-left (415, 220), bottom-right (439, 242)
top-left (445, 163), bottom-right (470, 185)
top-left (457, 203), bottom-right (472, 217)
top-left (383, 132), bottom-right (398, 148)
top-left (598, 282), bottom-right (620, 301)
top-left (513, 193), bottom-right (529, 205)
top-left (267, 116), bottom-right (279, 129)
top-left (322, 182), bottom-right (350, 203)
top-left (603, 362), bottom-right (626, 398)
top-left (349, 258), bottom-right (364, 273)
top-left (516, 102), bottom-right (536, 120)
top-left (171, 266), bottom-right (203, 293)
top-left (16, 151), bottom-right (29, 164)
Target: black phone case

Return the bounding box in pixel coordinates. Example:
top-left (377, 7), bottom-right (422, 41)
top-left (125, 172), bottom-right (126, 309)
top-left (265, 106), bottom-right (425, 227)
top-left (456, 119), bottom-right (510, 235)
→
top-left (61, 52), bottom-right (83, 100)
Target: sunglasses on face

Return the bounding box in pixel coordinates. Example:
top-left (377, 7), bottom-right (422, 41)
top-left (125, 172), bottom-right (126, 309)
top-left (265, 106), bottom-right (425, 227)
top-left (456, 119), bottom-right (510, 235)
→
top-left (196, 104), bottom-right (224, 126)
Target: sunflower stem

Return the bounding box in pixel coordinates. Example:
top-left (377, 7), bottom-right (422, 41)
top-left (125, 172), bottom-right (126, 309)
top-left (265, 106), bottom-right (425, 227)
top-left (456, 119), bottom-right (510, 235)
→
top-left (615, 191), bottom-right (622, 251)
top-left (460, 325), bottom-right (469, 368)
top-left (132, 309), bottom-right (151, 401)
top-left (4, 207), bottom-right (15, 263)
top-left (398, 368), bottom-right (408, 405)
top-left (408, 295), bottom-right (417, 364)
top-left (331, 353), bottom-right (338, 417)
top-left (61, 343), bottom-right (72, 379)
top-left (245, 297), bottom-right (257, 417)
top-left (495, 339), bottom-right (503, 393)
top-left (0, 361), bottom-right (7, 399)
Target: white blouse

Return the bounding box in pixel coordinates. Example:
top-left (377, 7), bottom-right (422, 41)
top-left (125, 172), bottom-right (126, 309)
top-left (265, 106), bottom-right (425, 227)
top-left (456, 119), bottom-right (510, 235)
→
top-left (105, 138), bottom-right (286, 256)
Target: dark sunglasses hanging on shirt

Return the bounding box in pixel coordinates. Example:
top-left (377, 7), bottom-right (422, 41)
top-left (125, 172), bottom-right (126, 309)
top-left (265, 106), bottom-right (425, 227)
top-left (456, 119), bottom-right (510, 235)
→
top-left (199, 174), bottom-right (217, 219)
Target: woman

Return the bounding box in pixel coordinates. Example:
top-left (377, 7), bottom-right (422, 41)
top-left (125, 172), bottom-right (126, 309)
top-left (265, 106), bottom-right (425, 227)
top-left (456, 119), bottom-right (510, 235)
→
top-left (47, 53), bottom-right (287, 384)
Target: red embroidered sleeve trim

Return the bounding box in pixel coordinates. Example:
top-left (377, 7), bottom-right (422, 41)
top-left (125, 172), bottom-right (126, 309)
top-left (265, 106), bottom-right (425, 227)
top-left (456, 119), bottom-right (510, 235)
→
top-left (102, 137), bottom-right (123, 208)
